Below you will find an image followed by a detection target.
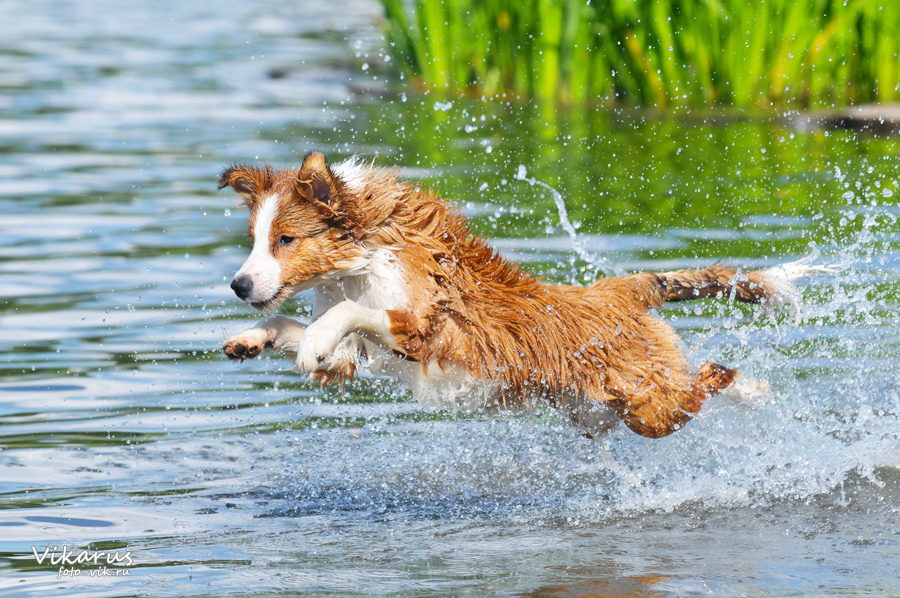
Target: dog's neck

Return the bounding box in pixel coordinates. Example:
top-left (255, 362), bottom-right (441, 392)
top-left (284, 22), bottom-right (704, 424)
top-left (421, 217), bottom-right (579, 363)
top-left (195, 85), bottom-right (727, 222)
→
top-left (310, 247), bottom-right (410, 317)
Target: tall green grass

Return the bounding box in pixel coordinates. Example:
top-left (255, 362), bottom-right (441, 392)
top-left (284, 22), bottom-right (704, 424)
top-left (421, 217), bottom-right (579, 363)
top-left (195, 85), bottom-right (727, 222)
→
top-left (379, 0), bottom-right (900, 107)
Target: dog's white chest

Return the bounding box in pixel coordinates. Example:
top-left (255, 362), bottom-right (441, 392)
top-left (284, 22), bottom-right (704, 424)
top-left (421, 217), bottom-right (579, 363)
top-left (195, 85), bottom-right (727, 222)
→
top-left (309, 250), bottom-right (496, 412)
top-left (312, 248), bottom-right (407, 315)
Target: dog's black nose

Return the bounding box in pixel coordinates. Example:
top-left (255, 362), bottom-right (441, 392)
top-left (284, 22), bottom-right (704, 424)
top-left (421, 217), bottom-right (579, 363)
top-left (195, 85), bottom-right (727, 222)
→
top-left (231, 275), bottom-right (253, 300)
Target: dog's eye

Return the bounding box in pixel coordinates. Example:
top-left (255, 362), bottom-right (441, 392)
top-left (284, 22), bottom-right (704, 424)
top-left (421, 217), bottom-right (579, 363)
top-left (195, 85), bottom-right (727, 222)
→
top-left (279, 235), bottom-right (295, 246)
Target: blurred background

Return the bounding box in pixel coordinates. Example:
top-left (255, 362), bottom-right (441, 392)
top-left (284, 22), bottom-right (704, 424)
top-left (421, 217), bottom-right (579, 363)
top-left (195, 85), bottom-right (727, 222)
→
top-left (1, 1), bottom-right (899, 596)
top-left (382, 0), bottom-right (900, 108)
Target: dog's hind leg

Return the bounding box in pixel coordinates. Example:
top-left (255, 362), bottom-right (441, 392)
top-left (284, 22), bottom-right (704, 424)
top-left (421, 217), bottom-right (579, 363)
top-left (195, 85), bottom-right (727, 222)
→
top-left (603, 361), bottom-right (738, 438)
top-left (587, 258), bottom-right (825, 438)
top-left (556, 392), bottom-right (622, 439)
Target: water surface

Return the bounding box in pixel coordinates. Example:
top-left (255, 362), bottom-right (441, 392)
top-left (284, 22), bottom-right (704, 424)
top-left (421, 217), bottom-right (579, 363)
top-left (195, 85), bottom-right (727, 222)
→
top-left (2, 1), bottom-right (900, 596)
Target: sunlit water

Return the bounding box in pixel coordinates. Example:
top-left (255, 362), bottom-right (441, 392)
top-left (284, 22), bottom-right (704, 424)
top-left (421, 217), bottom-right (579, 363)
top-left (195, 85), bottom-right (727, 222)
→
top-left (2, 1), bottom-right (900, 596)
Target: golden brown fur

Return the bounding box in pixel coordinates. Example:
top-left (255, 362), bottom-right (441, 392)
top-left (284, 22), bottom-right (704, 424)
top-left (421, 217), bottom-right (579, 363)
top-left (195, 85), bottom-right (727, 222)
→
top-left (221, 152), bottom-right (791, 438)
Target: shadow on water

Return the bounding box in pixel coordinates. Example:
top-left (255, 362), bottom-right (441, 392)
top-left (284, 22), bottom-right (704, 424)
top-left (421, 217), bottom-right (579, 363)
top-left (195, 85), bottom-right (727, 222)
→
top-left (1, 0), bottom-right (899, 596)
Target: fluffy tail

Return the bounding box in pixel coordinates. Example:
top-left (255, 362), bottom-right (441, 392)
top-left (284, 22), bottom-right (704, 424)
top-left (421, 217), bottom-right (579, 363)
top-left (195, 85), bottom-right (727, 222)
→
top-left (613, 250), bottom-right (835, 311)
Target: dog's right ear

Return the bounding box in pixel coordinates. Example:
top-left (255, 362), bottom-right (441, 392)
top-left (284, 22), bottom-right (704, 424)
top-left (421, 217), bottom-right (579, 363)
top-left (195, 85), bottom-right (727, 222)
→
top-left (218, 165), bottom-right (274, 203)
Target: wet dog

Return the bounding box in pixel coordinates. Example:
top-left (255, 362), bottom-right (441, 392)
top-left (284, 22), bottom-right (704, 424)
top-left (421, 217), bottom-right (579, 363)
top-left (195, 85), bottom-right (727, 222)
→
top-left (220, 151), bottom-right (825, 438)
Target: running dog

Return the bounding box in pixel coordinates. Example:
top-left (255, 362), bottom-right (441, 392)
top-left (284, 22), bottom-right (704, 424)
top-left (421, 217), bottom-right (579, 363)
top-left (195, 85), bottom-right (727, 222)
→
top-left (220, 152), bottom-right (825, 438)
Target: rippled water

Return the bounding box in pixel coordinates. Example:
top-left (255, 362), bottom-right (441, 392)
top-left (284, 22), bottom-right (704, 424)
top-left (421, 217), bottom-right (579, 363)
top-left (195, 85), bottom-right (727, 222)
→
top-left (2, 1), bottom-right (900, 596)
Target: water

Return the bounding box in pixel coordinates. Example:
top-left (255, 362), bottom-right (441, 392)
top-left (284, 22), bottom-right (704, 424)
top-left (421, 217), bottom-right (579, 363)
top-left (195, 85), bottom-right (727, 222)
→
top-left (2, 1), bottom-right (900, 596)
top-left (514, 164), bottom-right (616, 277)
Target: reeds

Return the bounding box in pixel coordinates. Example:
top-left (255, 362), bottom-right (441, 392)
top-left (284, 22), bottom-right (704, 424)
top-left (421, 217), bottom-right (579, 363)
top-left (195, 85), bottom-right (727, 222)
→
top-left (379, 0), bottom-right (900, 107)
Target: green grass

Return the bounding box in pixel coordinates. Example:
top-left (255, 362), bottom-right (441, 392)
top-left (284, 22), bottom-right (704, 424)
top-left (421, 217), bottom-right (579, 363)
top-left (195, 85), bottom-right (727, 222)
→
top-left (379, 0), bottom-right (900, 108)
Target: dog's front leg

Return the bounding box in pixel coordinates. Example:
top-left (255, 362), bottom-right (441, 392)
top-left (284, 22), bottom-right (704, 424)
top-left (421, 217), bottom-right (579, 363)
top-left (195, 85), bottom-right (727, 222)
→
top-left (223, 315), bottom-right (307, 362)
top-left (296, 300), bottom-right (399, 372)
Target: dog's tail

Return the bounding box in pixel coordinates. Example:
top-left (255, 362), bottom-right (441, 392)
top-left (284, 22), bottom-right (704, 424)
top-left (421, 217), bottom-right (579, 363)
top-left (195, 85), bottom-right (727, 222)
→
top-left (606, 251), bottom-right (834, 311)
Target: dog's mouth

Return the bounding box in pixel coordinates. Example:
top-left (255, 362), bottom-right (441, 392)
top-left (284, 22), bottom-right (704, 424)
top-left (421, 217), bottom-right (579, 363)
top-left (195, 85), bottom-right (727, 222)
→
top-left (249, 286), bottom-right (290, 312)
top-left (246, 272), bottom-right (339, 312)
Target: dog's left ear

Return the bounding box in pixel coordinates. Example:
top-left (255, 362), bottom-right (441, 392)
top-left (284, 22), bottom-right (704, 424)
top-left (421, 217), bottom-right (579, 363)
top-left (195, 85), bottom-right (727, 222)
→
top-left (296, 151), bottom-right (342, 206)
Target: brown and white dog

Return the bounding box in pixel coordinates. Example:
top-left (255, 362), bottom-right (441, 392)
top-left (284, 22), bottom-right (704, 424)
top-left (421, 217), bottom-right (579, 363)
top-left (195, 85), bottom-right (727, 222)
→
top-left (220, 151), bottom-right (826, 438)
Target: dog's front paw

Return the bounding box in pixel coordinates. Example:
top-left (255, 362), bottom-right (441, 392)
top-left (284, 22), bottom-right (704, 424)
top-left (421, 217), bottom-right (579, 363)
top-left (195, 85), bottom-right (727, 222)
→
top-left (307, 334), bottom-right (362, 388)
top-left (295, 323), bottom-right (344, 372)
top-left (223, 328), bottom-right (275, 362)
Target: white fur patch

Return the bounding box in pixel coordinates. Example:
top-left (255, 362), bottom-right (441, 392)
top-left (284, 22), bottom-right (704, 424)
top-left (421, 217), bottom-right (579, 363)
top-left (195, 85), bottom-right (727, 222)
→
top-left (331, 157), bottom-right (368, 191)
top-left (235, 193), bottom-right (282, 303)
top-left (309, 248), bottom-right (408, 317)
top-left (296, 245), bottom-right (492, 412)
top-left (359, 249), bottom-right (409, 310)
top-left (410, 361), bottom-right (489, 412)
top-left (362, 345), bottom-right (495, 413)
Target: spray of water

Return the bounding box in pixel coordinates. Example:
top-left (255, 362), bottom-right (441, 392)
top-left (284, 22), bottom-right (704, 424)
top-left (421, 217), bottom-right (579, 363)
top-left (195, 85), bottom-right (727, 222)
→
top-left (515, 165), bottom-right (618, 277)
top-left (585, 159), bottom-right (900, 518)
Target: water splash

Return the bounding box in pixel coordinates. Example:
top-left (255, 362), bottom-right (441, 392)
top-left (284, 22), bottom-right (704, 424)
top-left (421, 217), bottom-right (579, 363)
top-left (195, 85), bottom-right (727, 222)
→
top-left (607, 160), bottom-right (900, 517)
top-left (515, 165), bottom-right (619, 277)
top-left (449, 160), bottom-right (900, 520)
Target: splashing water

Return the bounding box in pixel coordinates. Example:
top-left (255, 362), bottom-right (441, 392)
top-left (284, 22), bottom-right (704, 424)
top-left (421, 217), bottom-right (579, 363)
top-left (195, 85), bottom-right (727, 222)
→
top-left (515, 164), bottom-right (619, 277)
top-left (486, 161), bottom-right (900, 520)
top-left (592, 160), bottom-right (900, 517)
top-left (2, 5), bottom-right (900, 590)
top-left (504, 158), bottom-right (899, 520)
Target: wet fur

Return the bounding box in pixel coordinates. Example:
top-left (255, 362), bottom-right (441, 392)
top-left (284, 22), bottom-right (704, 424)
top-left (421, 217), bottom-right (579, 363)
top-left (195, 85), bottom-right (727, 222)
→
top-left (221, 152), bottom-right (805, 438)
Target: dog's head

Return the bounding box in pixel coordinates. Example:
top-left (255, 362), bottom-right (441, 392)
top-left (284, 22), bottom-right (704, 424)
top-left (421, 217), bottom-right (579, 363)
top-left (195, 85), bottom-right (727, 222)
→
top-left (219, 151), bottom-right (369, 311)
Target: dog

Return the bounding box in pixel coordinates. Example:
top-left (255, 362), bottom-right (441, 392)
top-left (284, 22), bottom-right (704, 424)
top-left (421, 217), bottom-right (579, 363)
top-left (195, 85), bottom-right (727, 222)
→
top-left (220, 151), bottom-right (825, 438)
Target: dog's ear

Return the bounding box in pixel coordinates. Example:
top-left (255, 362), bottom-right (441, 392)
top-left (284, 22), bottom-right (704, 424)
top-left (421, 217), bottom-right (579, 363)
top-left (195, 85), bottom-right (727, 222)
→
top-left (294, 151), bottom-right (367, 237)
top-left (295, 151), bottom-right (342, 206)
top-left (218, 165), bottom-right (274, 202)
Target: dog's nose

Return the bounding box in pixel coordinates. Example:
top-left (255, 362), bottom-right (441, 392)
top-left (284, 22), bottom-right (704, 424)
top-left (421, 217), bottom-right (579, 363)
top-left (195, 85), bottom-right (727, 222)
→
top-left (231, 275), bottom-right (253, 300)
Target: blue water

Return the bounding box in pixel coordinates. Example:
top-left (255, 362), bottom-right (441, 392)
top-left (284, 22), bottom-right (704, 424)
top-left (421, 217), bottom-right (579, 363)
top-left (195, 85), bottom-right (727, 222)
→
top-left (2, 1), bottom-right (900, 596)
